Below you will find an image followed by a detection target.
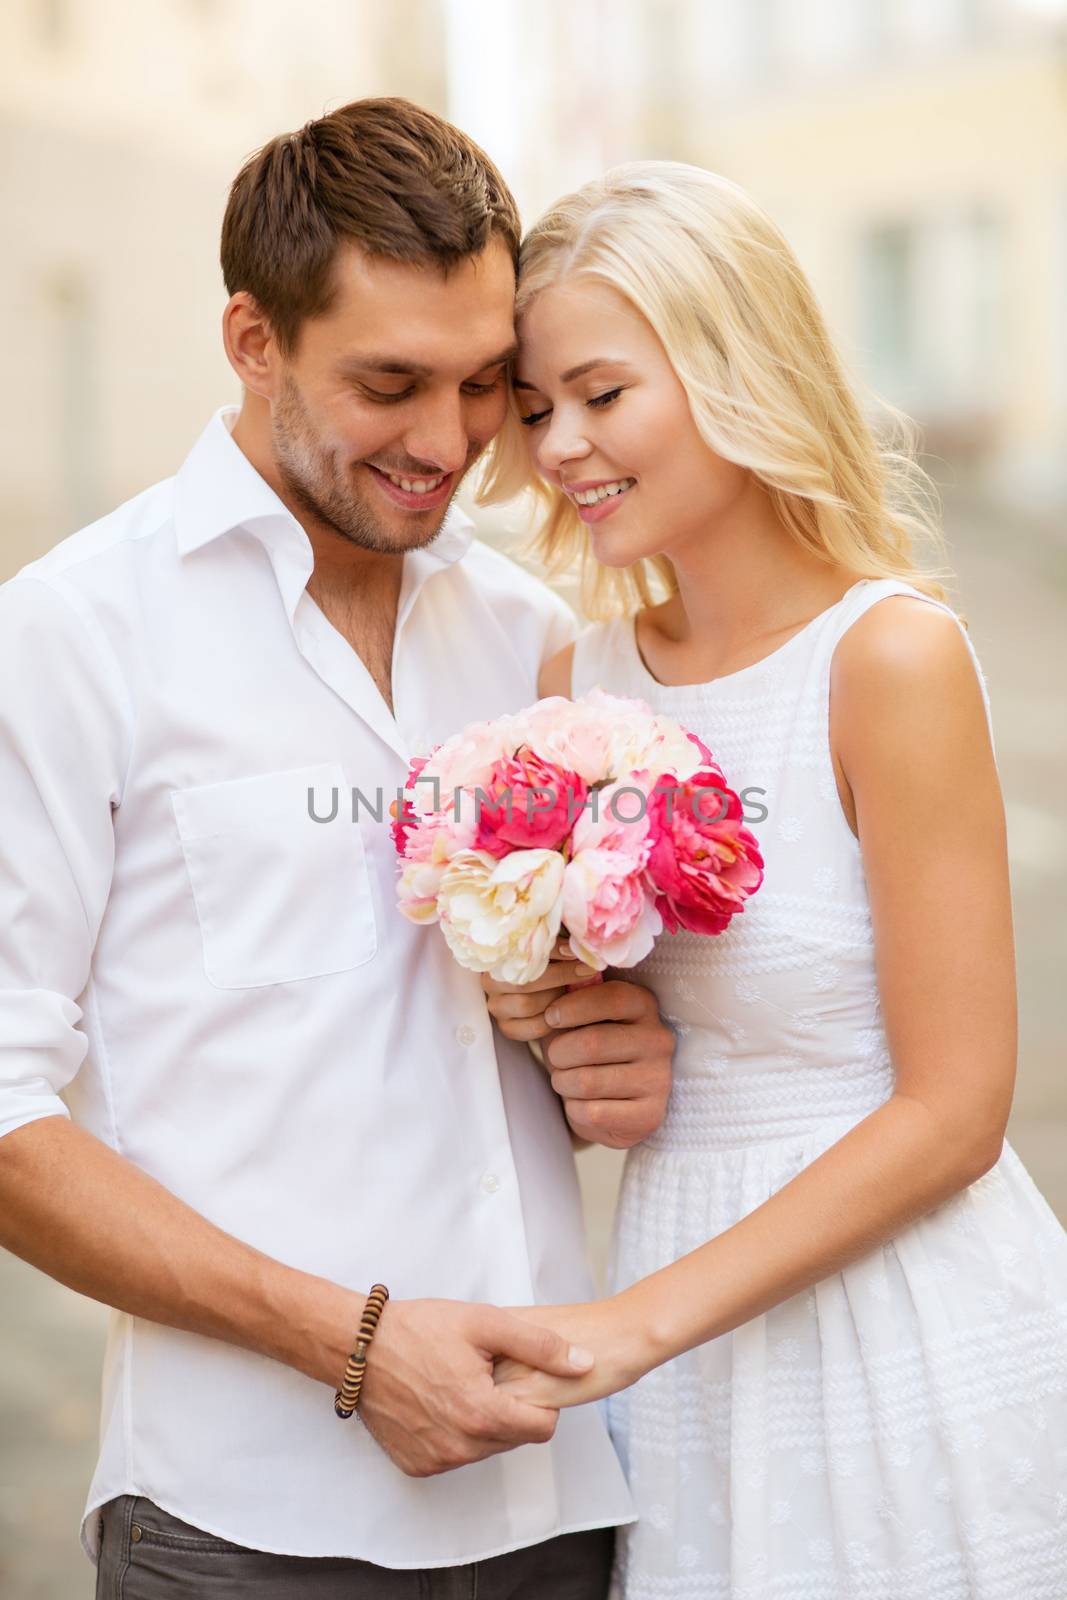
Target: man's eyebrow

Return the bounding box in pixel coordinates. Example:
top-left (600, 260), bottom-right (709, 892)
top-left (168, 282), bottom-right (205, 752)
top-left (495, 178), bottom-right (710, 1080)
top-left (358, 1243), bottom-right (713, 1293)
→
top-left (512, 358), bottom-right (629, 392)
top-left (339, 345), bottom-right (518, 380)
top-left (477, 344), bottom-right (520, 371)
top-left (346, 358), bottom-right (433, 378)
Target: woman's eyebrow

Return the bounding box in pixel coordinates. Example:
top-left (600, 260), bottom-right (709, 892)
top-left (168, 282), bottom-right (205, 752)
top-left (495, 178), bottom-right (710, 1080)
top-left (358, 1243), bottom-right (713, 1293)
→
top-left (559, 357), bottom-right (624, 383)
top-left (513, 357), bottom-right (630, 391)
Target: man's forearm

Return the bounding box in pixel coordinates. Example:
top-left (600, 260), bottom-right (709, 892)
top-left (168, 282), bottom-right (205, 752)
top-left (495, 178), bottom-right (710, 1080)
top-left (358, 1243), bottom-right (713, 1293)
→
top-left (0, 1116), bottom-right (361, 1388)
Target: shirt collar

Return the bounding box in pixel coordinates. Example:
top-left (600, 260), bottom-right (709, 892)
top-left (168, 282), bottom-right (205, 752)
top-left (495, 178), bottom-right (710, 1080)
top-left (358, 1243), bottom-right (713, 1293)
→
top-left (173, 406), bottom-right (476, 570)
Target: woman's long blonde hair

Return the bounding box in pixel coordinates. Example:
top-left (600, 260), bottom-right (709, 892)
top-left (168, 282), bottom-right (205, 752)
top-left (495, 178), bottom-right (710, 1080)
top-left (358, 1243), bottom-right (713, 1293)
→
top-left (477, 161), bottom-right (953, 621)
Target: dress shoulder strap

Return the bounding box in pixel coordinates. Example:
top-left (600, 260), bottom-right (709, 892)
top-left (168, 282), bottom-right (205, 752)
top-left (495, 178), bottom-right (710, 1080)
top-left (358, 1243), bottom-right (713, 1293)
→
top-left (825, 578), bottom-right (995, 755)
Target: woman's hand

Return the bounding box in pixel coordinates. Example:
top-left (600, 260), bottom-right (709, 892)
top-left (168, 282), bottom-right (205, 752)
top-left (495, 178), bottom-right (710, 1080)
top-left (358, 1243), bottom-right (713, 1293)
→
top-left (493, 1295), bottom-right (657, 1410)
top-left (481, 937), bottom-right (600, 1043)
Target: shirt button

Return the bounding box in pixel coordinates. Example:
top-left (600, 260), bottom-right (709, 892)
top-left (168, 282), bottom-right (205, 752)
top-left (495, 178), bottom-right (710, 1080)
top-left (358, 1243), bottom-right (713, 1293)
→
top-left (456, 1024), bottom-right (477, 1047)
top-left (481, 1172), bottom-right (501, 1194)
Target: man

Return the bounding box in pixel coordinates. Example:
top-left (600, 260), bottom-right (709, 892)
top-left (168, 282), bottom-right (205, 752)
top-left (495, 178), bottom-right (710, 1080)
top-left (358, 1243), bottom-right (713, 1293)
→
top-left (0, 100), bottom-right (673, 1596)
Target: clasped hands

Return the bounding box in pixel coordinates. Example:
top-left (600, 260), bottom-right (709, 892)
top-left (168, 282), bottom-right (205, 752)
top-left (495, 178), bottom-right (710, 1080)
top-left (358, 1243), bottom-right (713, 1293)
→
top-left (356, 944), bottom-right (673, 1477)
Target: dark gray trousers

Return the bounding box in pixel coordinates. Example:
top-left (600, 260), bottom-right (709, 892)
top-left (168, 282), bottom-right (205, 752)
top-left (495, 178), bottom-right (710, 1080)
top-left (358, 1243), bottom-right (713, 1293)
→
top-left (95, 1495), bottom-right (615, 1598)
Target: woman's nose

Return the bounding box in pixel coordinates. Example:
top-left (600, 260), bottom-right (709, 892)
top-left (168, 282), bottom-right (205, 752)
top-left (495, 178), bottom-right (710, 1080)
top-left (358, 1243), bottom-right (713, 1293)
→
top-left (537, 414), bottom-right (591, 474)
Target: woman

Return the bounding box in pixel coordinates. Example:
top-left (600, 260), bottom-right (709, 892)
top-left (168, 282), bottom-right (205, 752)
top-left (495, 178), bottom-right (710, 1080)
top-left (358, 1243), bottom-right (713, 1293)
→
top-left (478, 163), bottom-right (1067, 1598)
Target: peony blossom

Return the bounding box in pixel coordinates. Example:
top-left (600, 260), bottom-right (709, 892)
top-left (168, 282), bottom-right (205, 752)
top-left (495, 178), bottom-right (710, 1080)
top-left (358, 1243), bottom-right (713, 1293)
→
top-left (518, 693), bottom-right (623, 783)
top-left (393, 690), bottom-right (763, 979)
top-left (472, 749), bottom-right (587, 858)
top-left (416, 716), bottom-right (523, 805)
top-left (563, 778), bottom-right (663, 969)
top-left (394, 789), bottom-right (477, 923)
top-left (436, 848), bottom-right (565, 984)
top-left (645, 770), bottom-right (765, 936)
top-left (604, 711), bottom-right (706, 786)
top-left (390, 753), bottom-right (434, 853)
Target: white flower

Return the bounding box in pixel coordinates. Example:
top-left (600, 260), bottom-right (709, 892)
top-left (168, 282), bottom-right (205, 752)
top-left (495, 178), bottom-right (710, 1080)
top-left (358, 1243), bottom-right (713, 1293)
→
top-left (606, 713), bottom-right (704, 784)
top-left (396, 856), bottom-right (446, 924)
top-left (436, 848), bottom-right (564, 983)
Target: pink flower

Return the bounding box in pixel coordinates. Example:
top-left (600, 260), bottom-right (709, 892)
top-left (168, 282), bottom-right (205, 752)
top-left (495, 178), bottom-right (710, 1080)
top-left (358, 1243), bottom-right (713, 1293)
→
top-left (394, 762), bottom-right (477, 925)
top-left (472, 749), bottom-right (587, 858)
top-left (520, 694), bottom-right (621, 783)
top-left (645, 769), bottom-right (764, 936)
top-left (419, 715), bottom-right (523, 799)
top-left (687, 730), bottom-right (714, 766)
top-left (391, 754), bottom-right (433, 854)
top-left (562, 777), bottom-right (663, 969)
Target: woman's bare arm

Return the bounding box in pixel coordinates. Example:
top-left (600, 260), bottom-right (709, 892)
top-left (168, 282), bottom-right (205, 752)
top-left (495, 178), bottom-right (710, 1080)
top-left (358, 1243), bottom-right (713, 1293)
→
top-left (497, 599), bottom-right (1017, 1401)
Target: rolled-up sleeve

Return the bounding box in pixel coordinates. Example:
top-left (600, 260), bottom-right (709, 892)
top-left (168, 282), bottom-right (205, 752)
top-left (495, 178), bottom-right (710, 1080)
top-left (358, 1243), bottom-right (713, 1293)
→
top-left (0, 575), bottom-right (130, 1139)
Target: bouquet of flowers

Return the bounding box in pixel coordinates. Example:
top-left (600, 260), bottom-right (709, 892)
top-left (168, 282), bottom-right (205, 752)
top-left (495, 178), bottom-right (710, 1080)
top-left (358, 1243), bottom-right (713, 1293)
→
top-left (391, 689), bottom-right (764, 984)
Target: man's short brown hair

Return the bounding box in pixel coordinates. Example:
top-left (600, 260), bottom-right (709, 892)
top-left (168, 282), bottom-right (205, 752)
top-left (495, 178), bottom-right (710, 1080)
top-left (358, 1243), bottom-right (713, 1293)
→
top-left (220, 97), bottom-right (521, 352)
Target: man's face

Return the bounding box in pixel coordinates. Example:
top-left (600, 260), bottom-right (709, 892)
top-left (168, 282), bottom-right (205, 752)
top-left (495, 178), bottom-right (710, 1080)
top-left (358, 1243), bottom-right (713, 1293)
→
top-left (270, 239), bottom-right (517, 554)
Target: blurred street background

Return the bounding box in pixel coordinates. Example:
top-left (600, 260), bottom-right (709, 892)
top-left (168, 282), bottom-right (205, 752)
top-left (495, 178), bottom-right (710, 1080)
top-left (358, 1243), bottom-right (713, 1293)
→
top-left (1, 1), bottom-right (1065, 1593)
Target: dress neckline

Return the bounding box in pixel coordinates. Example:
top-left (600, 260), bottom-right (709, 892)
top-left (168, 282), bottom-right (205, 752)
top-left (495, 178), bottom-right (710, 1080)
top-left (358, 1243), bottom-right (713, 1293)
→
top-left (627, 579), bottom-right (872, 693)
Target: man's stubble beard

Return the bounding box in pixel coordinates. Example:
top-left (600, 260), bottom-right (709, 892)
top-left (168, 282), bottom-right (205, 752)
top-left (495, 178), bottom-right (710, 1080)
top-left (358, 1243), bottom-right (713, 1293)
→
top-left (272, 375), bottom-right (479, 556)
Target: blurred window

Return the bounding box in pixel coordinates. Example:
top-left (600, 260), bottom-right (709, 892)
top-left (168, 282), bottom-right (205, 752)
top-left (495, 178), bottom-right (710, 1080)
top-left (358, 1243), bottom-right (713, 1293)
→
top-left (37, 0), bottom-right (69, 49)
top-left (860, 221), bottom-right (918, 398)
top-left (46, 269), bottom-right (101, 531)
top-left (742, 0), bottom-right (782, 81)
top-left (923, 209), bottom-right (1004, 417)
top-left (894, 0), bottom-right (983, 48)
top-left (777, 0), bottom-right (889, 71)
top-left (859, 210), bottom-right (1004, 438)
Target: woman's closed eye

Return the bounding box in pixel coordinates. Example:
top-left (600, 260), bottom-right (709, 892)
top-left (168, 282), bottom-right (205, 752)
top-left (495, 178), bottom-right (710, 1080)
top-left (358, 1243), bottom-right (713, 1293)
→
top-left (518, 387), bottom-right (626, 428)
top-left (587, 386), bottom-right (624, 410)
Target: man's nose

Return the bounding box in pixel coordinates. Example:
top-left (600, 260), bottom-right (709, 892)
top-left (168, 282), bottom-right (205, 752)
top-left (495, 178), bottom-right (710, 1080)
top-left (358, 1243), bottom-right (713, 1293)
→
top-left (404, 393), bottom-right (469, 476)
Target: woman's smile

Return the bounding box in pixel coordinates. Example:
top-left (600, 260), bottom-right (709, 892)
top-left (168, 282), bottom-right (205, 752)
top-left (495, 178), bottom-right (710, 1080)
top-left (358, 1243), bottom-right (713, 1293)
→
top-left (563, 476), bottom-right (637, 521)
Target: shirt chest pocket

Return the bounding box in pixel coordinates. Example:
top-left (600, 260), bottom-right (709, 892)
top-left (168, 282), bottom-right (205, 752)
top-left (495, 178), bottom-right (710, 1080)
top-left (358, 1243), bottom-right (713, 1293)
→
top-left (171, 763), bottom-right (377, 989)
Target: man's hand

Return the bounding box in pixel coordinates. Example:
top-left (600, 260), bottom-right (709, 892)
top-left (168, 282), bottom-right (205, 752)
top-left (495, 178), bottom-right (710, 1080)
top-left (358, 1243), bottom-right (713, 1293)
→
top-left (357, 1297), bottom-right (594, 1477)
top-left (541, 979), bottom-right (673, 1147)
top-left (483, 943), bottom-right (674, 1149)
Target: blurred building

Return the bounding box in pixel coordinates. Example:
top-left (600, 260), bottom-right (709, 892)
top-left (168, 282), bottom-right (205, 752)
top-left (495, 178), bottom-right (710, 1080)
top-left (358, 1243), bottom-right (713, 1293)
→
top-left (0, 0), bottom-right (445, 574)
top-left (677, 0), bottom-right (1067, 513)
top-left (3, 0), bottom-right (1066, 580)
top-left (446, 0), bottom-right (1067, 512)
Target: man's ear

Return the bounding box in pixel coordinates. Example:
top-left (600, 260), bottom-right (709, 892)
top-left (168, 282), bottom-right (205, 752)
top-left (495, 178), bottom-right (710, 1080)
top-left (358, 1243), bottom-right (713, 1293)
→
top-left (222, 292), bottom-right (280, 399)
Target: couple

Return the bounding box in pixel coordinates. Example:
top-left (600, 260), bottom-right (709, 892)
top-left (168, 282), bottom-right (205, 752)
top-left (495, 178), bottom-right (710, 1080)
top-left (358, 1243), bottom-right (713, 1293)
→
top-left (0, 96), bottom-right (1064, 1600)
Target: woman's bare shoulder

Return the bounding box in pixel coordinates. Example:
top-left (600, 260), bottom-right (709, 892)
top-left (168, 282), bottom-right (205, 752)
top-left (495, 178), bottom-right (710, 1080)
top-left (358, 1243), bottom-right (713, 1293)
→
top-left (537, 642), bottom-right (576, 700)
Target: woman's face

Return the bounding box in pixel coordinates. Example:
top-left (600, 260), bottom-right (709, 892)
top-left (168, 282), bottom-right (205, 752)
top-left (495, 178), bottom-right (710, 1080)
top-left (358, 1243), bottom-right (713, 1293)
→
top-left (514, 277), bottom-right (750, 569)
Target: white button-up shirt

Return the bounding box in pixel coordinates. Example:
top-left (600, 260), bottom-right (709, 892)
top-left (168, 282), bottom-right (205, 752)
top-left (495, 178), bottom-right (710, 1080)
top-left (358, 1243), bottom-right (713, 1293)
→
top-left (0, 409), bottom-right (634, 1567)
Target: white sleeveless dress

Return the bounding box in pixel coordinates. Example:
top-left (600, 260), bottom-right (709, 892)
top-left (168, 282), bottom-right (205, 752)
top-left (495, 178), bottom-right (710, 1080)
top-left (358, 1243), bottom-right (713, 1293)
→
top-left (571, 579), bottom-right (1067, 1600)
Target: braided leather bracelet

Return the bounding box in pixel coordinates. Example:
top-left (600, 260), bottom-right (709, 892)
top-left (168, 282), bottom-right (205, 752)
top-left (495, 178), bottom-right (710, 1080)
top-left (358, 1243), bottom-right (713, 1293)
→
top-left (334, 1283), bottom-right (389, 1419)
